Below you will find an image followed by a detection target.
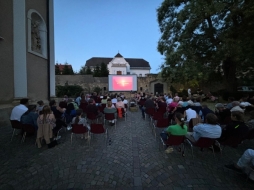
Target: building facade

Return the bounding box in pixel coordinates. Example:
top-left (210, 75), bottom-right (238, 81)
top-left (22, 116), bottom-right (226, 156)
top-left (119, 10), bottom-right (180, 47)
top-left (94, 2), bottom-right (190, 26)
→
top-left (85, 53), bottom-right (151, 77)
top-left (0, 0), bottom-right (55, 104)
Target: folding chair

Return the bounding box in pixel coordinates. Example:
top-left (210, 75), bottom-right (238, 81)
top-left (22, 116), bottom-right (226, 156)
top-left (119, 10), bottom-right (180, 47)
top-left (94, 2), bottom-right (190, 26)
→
top-left (186, 137), bottom-right (217, 158)
top-left (145, 107), bottom-right (155, 121)
top-left (71, 124), bottom-right (89, 145)
top-left (153, 118), bottom-right (169, 139)
top-left (90, 123), bottom-right (108, 146)
top-left (160, 135), bottom-right (185, 156)
top-left (104, 113), bottom-right (116, 129)
top-left (152, 112), bottom-right (164, 124)
top-left (21, 124), bottom-right (35, 143)
top-left (10, 120), bottom-right (23, 142)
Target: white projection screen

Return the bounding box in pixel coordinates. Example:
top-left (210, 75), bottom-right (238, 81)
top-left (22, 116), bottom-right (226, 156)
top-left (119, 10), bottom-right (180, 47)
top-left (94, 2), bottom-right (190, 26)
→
top-left (108, 75), bottom-right (137, 91)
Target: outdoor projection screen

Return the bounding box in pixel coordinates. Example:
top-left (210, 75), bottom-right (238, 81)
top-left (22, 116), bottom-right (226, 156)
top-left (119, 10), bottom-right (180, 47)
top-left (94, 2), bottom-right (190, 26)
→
top-left (108, 75), bottom-right (137, 91)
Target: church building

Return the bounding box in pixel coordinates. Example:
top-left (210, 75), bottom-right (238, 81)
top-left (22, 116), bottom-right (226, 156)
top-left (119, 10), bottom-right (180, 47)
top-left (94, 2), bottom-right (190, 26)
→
top-left (0, 0), bottom-right (55, 105)
top-left (85, 53), bottom-right (151, 77)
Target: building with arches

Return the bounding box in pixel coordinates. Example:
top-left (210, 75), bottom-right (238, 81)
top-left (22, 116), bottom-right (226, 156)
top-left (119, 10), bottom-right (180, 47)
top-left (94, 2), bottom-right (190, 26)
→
top-left (0, 0), bottom-right (55, 105)
top-left (85, 53), bottom-right (151, 77)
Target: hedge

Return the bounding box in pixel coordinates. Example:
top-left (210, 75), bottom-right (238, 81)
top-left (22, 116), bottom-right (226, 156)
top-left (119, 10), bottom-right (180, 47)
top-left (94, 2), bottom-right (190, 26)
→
top-left (56, 85), bottom-right (83, 98)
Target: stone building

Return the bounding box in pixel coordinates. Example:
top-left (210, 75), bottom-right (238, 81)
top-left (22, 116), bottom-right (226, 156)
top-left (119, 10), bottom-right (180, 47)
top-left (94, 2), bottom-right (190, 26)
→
top-left (0, 0), bottom-right (55, 126)
top-left (0, 0), bottom-right (55, 104)
top-left (85, 53), bottom-right (151, 77)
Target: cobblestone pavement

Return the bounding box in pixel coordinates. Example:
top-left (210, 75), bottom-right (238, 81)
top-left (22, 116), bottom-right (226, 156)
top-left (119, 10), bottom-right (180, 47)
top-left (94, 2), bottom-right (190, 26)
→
top-left (0, 109), bottom-right (254, 190)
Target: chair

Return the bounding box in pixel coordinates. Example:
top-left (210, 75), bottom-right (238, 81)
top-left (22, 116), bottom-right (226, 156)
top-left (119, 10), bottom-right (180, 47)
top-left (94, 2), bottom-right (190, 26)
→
top-left (188, 117), bottom-right (202, 131)
top-left (145, 107), bottom-right (155, 121)
top-left (21, 124), bottom-right (35, 143)
top-left (10, 120), bottom-right (23, 142)
top-left (89, 123), bottom-right (108, 146)
top-left (186, 137), bottom-right (217, 158)
top-left (104, 113), bottom-right (116, 129)
top-left (116, 108), bottom-right (127, 121)
top-left (152, 112), bottom-right (164, 124)
top-left (86, 112), bottom-right (98, 124)
top-left (79, 102), bottom-right (88, 114)
top-left (157, 106), bottom-right (167, 114)
top-left (160, 135), bottom-right (185, 156)
top-left (71, 124), bottom-right (89, 145)
top-left (153, 118), bottom-right (169, 138)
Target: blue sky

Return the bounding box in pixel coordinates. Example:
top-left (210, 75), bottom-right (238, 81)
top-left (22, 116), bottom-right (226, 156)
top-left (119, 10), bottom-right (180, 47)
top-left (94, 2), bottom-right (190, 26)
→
top-left (54, 0), bottom-right (164, 73)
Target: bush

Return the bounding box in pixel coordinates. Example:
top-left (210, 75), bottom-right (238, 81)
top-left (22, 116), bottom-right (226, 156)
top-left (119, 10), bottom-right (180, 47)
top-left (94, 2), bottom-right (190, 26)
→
top-left (222, 91), bottom-right (254, 101)
top-left (93, 86), bottom-right (102, 94)
top-left (56, 85), bottom-right (83, 98)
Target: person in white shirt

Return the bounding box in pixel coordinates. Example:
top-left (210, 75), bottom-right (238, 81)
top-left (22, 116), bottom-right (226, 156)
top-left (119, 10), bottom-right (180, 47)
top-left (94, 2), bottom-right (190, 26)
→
top-left (112, 97), bottom-right (117, 104)
top-left (10, 98), bottom-right (29, 121)
top-left (123, 97), bottom-right (128, 105)
top-left (186, 113), bottom-right (222, 143)
top-left (166, 95), bottom-right (173, 105)
top-left (184, 108), bottom-right (198, 122)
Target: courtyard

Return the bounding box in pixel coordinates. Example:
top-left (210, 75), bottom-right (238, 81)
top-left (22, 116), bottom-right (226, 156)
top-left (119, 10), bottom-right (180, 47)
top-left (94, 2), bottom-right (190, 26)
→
top-left (0, 107), bottom-right (254, 190)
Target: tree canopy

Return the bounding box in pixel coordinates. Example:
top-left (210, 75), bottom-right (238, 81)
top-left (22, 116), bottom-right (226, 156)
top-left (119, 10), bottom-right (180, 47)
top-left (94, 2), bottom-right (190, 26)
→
top-left (157, 0), bottom-right (254, 91)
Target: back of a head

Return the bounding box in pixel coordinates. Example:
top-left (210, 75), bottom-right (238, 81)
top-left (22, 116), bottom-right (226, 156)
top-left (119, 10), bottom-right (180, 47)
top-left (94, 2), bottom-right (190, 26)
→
top-left (42, 105), bottom-right (51, 115)
top-left (175, 112), bottom-right (185, 128)
top-left (205, 113), bottom-right (218, 125)
top-left (231, 111), bottom-right (244, 122)
top-left (49, 100), bottom-right (56, 107)
top-left (117, 97), bottom-right (122, 102)
top-left (20, 98), bottom-right (29, 105)
top-left (37, 100), bottom-right (43, 106)
top-left (232, 101), bottom-right (240, 107)
top-left (28, 105), bottom-right (36, 112)
top-left (107, 101), bottom-right (112, 107)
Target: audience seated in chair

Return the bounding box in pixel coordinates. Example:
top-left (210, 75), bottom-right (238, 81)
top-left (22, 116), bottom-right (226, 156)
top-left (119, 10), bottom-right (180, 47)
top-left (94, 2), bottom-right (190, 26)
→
top-left (36, 100), bottom-right (44, 114)
top-left (21, 105), bottom-right (39, 130)
top-left (185, 113), bottom-right (222, 143)
top-left (141, 95), bottom-right (156, 119)
top-left (184, 107), bottom-right (198, 122)
top-left (50, 100), bottom-right (66, 119)
top-left (87, 98), bottom-right (103, 118)
top-left (104, 101), bottom-right (117, 126)
top-left (225, 149), bottom-right (254, 181)
top-left (215, 103), bottom-right (231, 125)
top-left (167, 97), bottom-right (179, 113)
top-left (200, 104), bottom-right (214, 121)
top-left (10, 98), bottom-right (29, 121)
top-left (219, 110), bottom-right (249, 143)
top-left (71, 109), bottom-right (90, 139)
top-left (160, 112), bottom-right (187, 153)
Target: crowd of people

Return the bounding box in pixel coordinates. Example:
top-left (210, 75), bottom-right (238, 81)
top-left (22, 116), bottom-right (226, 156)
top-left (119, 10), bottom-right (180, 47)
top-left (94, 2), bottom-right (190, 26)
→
top-left (9, 92), bottom-right (129, 148)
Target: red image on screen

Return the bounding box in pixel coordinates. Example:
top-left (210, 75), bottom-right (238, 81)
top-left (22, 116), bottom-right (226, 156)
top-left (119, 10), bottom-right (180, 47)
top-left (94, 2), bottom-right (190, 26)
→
top-left (112, 76), bottom-right (133, 90)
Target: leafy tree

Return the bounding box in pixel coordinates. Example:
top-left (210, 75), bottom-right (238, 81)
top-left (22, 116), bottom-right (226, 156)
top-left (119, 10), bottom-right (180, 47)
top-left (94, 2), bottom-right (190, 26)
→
top-left (62, 63), bottom-right (74, 75)
top-left (93, 64), bottom-right (101, 77)
top-left (157, 0), bottom-right (254, 92)
top-left (55, 64), bottom-right (60, 75)
top-left (79, 66), bottom-right (86, 75)
top-left (93, 86), bottom-right (102, 95)
top-left (100, 62), bottom-right (109, 77)
top-left (86, 66), bottom-right (93, 75)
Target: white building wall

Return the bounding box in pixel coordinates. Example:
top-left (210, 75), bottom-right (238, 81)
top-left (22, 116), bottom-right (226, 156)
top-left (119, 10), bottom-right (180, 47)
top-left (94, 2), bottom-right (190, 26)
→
top-left (130, 69), bottom-right (150, 77)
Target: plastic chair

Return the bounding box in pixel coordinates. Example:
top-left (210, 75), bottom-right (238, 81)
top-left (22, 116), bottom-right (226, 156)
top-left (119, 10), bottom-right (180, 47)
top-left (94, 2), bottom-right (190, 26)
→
top-left (90, 123), bottom-right (108, 146)
top-left (10, 120), bottom-right (23, 142)
top-left (160, 135), bottom-right (185, 156)
top-left (186, 137), bottom-right (217, 158)
top-left (71, 124), bottom-right (89, 145)
top-left (86, 112), bottom-right (98, 124)
top-left (79, 102), bottom-right (88, 114)
top-left (21, 124), bottom-right (35, 143)
top-left (153, 118), bottom-right (169, 138)
top-left (152, 112), bottom-right (164, 124)
top-left (104, 113), bottom-right (116, 129)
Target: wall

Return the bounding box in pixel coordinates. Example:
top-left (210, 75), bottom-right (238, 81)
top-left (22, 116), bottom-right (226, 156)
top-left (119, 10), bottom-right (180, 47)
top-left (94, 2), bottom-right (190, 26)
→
top-left (26, 0), bottom-right (48, 103)
top-left (0, 0), bottom-right (14, 103)
top-left (130, 69), bottom-right (150, 77)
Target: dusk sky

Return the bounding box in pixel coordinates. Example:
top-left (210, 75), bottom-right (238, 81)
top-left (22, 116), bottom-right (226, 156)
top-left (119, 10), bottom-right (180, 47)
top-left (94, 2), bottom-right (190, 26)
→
top-left (54, 0), bottom-right (164, 73)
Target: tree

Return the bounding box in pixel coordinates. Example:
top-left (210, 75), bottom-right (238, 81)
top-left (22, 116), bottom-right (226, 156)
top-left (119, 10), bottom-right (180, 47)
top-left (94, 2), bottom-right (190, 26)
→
top-left (62, 63), bottom-right (74, 75)
top-left (157, 0), bottom-right (254, 92)
top-left (93, 64), bottom-right (101, 77)
top-left (85, 66), bottom-right (93, 75)
top-left (100, 62), bottom-right (109, 77)
top-left (79, 66), bottom-right (86, 75)
top-left (55, 64), bottom-right (60, 75)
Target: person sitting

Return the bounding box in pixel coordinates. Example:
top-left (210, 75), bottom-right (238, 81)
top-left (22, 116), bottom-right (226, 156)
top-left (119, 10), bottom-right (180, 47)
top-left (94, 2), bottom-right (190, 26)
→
top-left (157, 97), bottom-right (167, 113)
top-left (101, 96), bottom-right (108, 104)
top-left (36, 100), bottom-right (44, 114)
top-left (10, 98), bottom-right (29, 121)
top-left (160, 112), bottom-right (188, 153)
top-left (184, 107), bottom-right (198, 122)
top-left (226, 97), bottom-right (235, 110)
top-left (240, 97), bottom-right (254, 112)
top-left (75, 92), bottom-right (83, 106)
top-left (174, 93), bottom-right (180, 102)
top-left (116, 97), bottom-right (125, 117)
top-left (71, 109), bottom-right (90, 139)
top-left (215, 103), bottom-right (231, 125)
top-left (37, 105), bottom-right (59, 148)
top-left (50, 100), bottom-right (65, 119)
top-left (168, 97), bottom-right (179, 113)
top-left (185, 113), bottom-right (222, 143)
top-left (86, 98), bottom-right (103, 118)
top-left (200, 104), bottom-right (214, 121)
top-left (111, 96), bottom-right (117, 104)
top-left (104, 101), bottom-right (117, 126)
top-left (246, 110), bottom-right (254, 129)
top-left (21, 105), bottom-right (39, 130)
top-left (193, 98), bottom-right (201, 106)
top-left (67, 98), bottom-right (79, 110)
top-left (141, 95), bottom-right (156, 119)
top-left (179, 96), bottom-right (188, 107)
top-left (62, 95), bottom-right (68, 102)
top-left (225, 149), bottom-right (254, 181)
top-left (219, 111), bottom-right (249, 143)
top-left (187, 98), bottom-right (194, 106)
top-left (123, 97), bottom-right (128, 105)
top-left (65, 103), bottom-right (77, 130)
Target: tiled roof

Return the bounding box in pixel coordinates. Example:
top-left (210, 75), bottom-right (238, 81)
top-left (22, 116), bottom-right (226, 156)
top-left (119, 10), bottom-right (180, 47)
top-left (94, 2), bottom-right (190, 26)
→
top-left (85, 56), bottom-right (150, 68)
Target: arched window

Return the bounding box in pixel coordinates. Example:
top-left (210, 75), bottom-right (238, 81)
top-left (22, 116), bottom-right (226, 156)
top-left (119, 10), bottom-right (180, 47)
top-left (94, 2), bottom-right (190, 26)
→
top-left (27, 9), bottom-right (47, 58)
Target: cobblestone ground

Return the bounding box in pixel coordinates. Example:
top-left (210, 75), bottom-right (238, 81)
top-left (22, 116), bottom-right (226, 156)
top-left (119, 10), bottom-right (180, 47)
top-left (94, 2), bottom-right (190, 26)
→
top-left (0, 109), bottom-right (254, 190)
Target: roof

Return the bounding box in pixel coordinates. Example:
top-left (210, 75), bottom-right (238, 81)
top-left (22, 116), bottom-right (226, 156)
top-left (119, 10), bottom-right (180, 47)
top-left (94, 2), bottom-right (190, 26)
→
top-left (115, 53), bottom-right (123, 57)
top-left (56, 64), bottom-right (73, 71)
top-left (85, 56), bottom-right (151, 68)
